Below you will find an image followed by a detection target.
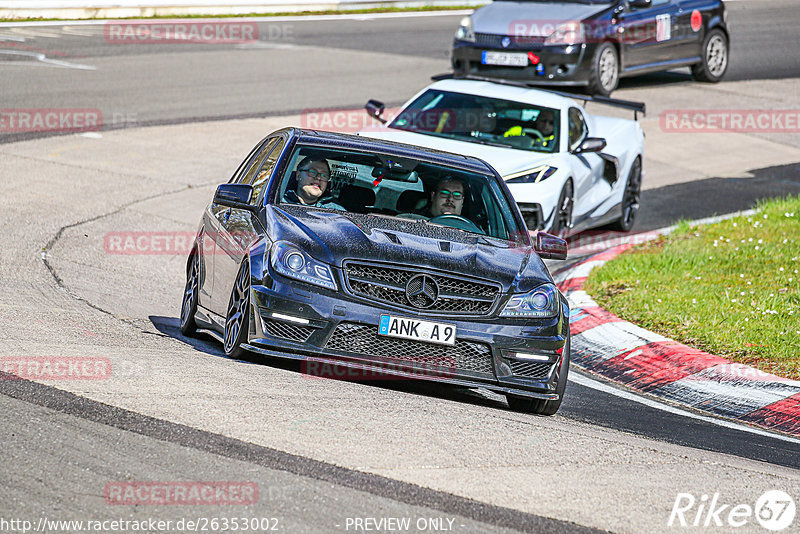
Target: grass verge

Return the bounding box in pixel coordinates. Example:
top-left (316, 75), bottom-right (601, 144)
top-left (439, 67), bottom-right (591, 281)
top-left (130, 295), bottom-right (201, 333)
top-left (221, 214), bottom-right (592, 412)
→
top-left (585, 195), bottom-right (800, 380)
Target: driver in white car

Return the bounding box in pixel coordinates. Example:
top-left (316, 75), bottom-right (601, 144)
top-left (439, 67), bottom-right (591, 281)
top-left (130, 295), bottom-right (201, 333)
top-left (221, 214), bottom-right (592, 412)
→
top-left (428, 177), bottom-right (465, 217)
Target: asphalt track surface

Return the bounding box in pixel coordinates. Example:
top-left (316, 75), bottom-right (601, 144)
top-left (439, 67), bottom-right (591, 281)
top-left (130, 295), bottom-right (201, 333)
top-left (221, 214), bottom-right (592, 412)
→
top-left (2, 2), bottom-right (800, 533)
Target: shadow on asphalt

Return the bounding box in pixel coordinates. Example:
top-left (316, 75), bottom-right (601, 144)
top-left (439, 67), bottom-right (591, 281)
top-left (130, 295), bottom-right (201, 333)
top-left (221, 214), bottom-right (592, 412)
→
top-left (627, 162), bottom-right (800, 232)
top-left (149, 315), bottom-right (511, 411)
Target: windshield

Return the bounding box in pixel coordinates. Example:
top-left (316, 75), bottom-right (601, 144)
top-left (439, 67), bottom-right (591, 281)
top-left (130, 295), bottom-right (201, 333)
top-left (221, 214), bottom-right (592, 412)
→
top-left (276, 144), bottom-right (523, 241)
top-left (389, 89), bottom-right (560, 153)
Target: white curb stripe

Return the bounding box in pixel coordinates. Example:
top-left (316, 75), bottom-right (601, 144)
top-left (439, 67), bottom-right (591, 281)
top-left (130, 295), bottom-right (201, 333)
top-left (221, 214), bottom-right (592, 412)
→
top-left (565, 290), bottom-right (597, 309)
top-left (573, 322), bottom-right (668, 362)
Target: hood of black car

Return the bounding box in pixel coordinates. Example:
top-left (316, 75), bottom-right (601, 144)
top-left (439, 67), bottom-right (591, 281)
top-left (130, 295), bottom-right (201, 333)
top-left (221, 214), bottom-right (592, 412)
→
top-left (267, 205), bottom-right (552, 293)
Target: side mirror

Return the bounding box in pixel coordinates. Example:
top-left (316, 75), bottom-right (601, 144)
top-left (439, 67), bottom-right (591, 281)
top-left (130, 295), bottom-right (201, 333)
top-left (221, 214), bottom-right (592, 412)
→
top-left (365, 99), bottom-right (387, 124)
top-left (534, 231), bottom-right (568, 260)
top-left (214, 183), bottom-right (257, 212)
top-left (628, 0), bottom-right (652, 8)
top-left (574, 137), bottom-right (607, 154)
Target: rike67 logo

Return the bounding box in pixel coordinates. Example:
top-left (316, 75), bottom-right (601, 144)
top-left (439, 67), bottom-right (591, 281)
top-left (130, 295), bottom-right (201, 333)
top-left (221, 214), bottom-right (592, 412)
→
top-left (669, 490), bottom-right (796, 531)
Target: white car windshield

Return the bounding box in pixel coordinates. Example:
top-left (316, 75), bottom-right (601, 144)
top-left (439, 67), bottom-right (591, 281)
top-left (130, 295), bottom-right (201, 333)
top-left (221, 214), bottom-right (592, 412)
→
top-left (389, 89), bottom-right (560, 153)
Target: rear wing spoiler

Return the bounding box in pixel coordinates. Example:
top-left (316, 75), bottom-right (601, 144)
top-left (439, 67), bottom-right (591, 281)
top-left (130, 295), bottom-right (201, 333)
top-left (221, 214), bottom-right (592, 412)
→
top-left (431, 73), bottom-right (646, 120)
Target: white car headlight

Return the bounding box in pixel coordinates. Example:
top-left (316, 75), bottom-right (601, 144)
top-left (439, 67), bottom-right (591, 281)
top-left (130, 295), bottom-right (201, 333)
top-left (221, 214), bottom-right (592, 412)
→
top-left (271, 242), bottom-right (337, 291)
top-left (506, 165), bottom-right (558, 184)
top-left (500, 284), bottom-right (560, 318)
top-left (544, 21), bottom-right (585, 46)
top-left (455, 16), bottom-right (476, 42)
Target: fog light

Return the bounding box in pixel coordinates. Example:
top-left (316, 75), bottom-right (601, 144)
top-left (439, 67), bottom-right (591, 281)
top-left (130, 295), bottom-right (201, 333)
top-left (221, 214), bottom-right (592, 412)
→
top-left (271, 312), bottom-right (309, 325)
top-left (510, 352), bottom-right (551, 362)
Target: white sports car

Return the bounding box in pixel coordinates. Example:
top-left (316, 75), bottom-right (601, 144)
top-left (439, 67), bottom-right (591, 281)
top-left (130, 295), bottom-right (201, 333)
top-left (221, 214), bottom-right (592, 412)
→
top-left (360, 77), bottom-right (645, 235)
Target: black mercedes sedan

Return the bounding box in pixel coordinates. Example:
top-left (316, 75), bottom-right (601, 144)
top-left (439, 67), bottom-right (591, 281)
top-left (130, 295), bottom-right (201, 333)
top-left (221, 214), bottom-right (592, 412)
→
top-left (452, 0), bottom-right (729, 95)
top-left (180, 128), bottom-right (571, 414)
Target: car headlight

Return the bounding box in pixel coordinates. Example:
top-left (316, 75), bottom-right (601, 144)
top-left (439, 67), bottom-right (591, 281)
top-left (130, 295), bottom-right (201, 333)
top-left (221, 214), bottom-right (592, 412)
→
top-left (506, 165), bottom-right (557, 184)
top-left (500, 284), bottom-right (560, 318)
top-left (544, 21), bottom-right (585, 46)
top-left (270, 242), bottom-right (337, 291)
top-left (455, 16), bottom-right (475, 42)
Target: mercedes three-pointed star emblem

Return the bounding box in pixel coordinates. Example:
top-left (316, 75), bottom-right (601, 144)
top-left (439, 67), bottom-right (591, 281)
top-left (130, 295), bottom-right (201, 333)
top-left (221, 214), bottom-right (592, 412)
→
top-left (405, 274), bottom-right (439, 309)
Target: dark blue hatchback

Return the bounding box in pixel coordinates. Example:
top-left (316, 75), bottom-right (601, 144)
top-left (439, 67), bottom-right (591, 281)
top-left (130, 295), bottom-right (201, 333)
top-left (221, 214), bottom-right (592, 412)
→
top-left (452, 0), bottom-right (729, 95)
top-left (180, 128), bottom-right (571, 414)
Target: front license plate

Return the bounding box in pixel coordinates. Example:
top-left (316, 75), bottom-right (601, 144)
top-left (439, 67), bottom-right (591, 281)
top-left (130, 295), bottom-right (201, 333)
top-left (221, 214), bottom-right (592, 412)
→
top-left (378, 315), bottom-right (456, 346)
top-left (481, 51), bottom-right (528, 67)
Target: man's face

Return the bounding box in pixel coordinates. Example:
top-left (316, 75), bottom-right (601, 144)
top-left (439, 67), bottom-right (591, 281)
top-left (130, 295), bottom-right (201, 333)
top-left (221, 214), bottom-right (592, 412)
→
top-left (296, 160), bottom-right (330, 204)
top-left (536, 113), bottom-right (555, 136)
top-left (430, 179), bottom-right (465, 217)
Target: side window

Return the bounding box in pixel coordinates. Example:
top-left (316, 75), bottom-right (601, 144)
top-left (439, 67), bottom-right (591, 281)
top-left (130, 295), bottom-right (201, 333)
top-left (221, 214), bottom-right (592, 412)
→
top-left (239, 137), bottom-right (281, 186)
top-left (568, 108), bottom-right (587, 152)
top-left (229, 141), bottom-right (263, 184)
top-left (249, 138), bottom-right (286, 205)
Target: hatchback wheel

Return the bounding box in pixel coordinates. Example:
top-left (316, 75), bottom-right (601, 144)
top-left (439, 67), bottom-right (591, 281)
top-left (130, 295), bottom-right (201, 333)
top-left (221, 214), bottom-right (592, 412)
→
top-left (692, 28), bottom-right (728, 83)
top-left (587, 42), bottom-right (619, 96)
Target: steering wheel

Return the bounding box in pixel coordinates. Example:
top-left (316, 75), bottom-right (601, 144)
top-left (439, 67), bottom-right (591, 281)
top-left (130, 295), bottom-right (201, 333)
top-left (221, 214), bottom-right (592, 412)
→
top-left (429, 214), bottom-right (484, 234)
top-left (522, 128), bottom-right (545, 144)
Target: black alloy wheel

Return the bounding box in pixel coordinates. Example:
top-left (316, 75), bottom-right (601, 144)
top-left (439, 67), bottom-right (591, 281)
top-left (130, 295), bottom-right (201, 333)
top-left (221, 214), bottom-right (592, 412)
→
top-left (692, 28), bottom-right (729, 83)
top-left (587, 42), bottom-right (619, 96)
top-left (612, 157), bottom-right (642, 232)
top-left (224, 260), bottom-right (251, 360)
top-left (549, 180), bottom-right (574, 236)
top-left (180, 253), bottom-right (199, 336)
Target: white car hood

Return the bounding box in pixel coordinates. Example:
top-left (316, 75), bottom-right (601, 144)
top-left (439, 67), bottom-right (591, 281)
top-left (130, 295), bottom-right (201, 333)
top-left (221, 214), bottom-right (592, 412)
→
top-left (358, 128), bottom-right (555, 177)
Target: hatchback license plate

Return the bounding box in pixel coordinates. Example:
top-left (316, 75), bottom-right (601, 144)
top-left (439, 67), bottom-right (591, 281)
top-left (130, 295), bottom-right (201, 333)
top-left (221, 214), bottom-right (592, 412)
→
top-left (378, 315), bottom-right (456, 346)
top-left (481, 51), bottom-right (528, 67)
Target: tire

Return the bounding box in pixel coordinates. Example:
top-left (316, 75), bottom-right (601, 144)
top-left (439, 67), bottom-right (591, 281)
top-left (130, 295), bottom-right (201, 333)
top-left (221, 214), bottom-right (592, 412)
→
top-left (611, 156), bottom-right (642, 232)
top-left (586, 42), bottom-right (619, 96)
top-left (223, 259), bottom-right (252, 360)
top-left (549, 180), bottom-right (573, 236)
top-left (692, 28), bottom-right (728, 83)
top-left (507, 334), bottom-right (570, 416)
top-left (179, 253), bottom-right (199, 336)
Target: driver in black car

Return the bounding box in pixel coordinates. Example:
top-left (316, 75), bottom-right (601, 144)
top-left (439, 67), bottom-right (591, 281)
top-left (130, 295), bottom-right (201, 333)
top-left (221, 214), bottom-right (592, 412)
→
top-left (428, 176), bottom-right (465, 217)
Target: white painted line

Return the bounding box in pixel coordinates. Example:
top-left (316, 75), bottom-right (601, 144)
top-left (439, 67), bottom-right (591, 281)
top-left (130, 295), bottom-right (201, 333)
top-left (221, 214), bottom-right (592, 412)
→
top-left (568, 371), bottom-right (800, 445)
top-left (0, 50), bottom-right (96, 69)
top-left (0, 10), bottom-right (474, 28)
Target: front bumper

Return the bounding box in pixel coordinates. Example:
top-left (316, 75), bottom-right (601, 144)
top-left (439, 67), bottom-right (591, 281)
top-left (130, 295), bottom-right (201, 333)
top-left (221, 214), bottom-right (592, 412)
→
top-left (452, 40), bottom-right (598, 85)
top-left (247, 272), bottom-right (569, 398)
